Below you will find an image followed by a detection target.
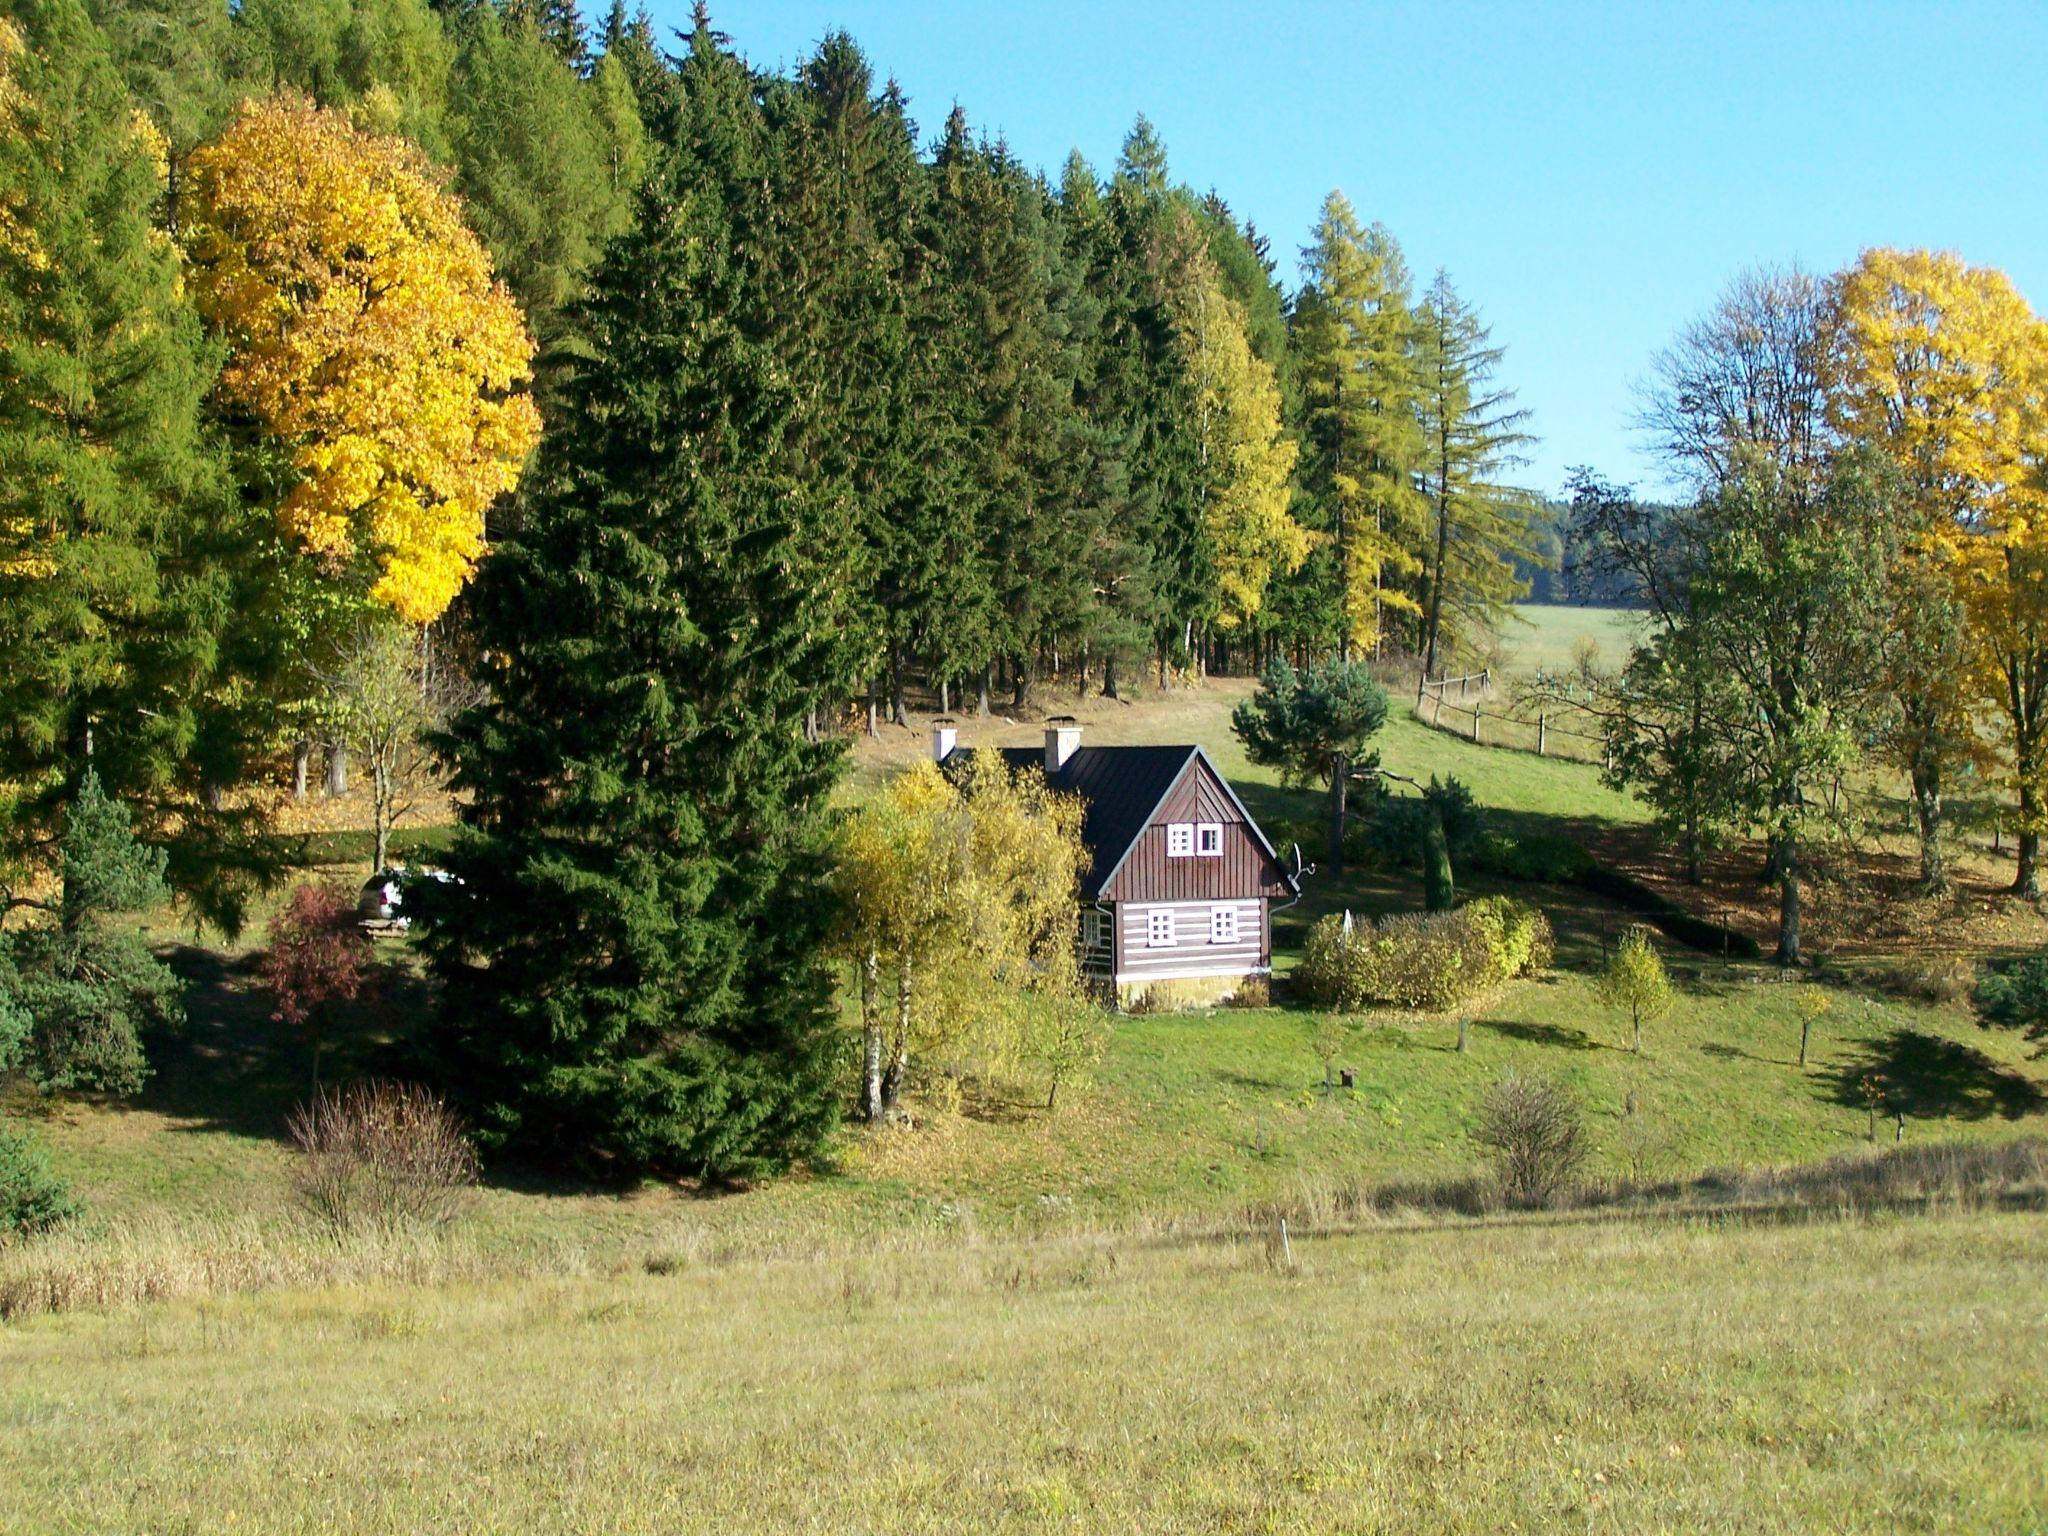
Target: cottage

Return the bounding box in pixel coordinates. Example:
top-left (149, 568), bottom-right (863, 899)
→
top-left (937, 717), bottom-right (1299, 1006)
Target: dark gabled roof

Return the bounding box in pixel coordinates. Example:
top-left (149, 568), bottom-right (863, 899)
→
top-left (944, 742), bottom-right (1296, 900)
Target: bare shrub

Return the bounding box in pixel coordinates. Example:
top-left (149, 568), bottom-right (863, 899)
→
top-left (1473, 1070), bottom-right (1587, 1207)
top-left (287, 1081), bottom-right (479, 1238)
top-left (1227, 977), bottom-right (1270, 1009)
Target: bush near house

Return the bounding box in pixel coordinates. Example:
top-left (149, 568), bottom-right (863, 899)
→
top-left (1296, 896), bottom-right (1553, 1012)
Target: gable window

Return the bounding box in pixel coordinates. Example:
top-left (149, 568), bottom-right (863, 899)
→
top-left (1146, 910), bottom-right (1176, 948)
top-left (1165, 823), bottom-right (1194, 858)
top-left (1209, 905), bottom-right (1240, 945)
top-left (1196, 823), bottom-right (1224, 857)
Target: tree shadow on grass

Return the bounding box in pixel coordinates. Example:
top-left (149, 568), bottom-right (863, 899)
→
top-left (1699, 1040), bottom-right (1784, 1068)
top-left (1484, 1019), bottom-right (1604, 1052)
top-left (129, 943), bottom-right (429, 1145)
top-left (1824, 1028), bottom-right (2048, 1122)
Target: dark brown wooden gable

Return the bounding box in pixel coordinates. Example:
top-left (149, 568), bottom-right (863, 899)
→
top-left (1100, 755), bottom-right (1292, 903)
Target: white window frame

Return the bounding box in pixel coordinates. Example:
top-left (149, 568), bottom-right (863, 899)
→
top-left (1146, 910), bottom-right (1177, 948)
top-left (1196, 822), bottom-right (1225, 857)
top-left (1165, 823), bottom-right (1195, 858)
top-left (1082, 910), bottom-right (1109, 950)
top-left (1209, 905), bottom-right (1240, 945)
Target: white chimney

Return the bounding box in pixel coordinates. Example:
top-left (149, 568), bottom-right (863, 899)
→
top-left (931, 718), bottom-right (958, 764)
top-left (1044, 716), bottom-right (1080, 772)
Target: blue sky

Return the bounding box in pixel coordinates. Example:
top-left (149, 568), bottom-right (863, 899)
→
top-left (650, 1), bottom-right (2048, 498)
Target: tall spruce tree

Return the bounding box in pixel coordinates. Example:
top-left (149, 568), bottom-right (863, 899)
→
top-left (416, 24), bottom-right (851, 1181)
top-left (1413, 270), bottom-right (1540, 679)
top-left (0, 0), bottom-right (263, 929)
top-left (1055, 149), bottom-right (1158, 700)
top-left (445, 3), bottom-right (624, 361)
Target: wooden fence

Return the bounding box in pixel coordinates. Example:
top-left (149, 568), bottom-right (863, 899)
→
top-left (1413, 684), bottom-right (1610, 768)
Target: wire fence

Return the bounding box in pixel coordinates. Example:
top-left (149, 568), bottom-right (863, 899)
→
top-left (1412, 684), bottom-right (1611, 768)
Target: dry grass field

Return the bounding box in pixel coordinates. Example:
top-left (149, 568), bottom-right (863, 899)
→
top-left (3, 1204), bottom-right (2043, 1534)
top-left (7, 607), bottom-right (2048, 1532)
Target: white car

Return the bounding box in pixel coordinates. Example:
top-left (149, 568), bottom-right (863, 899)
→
top-left (356, 866), bottom-right (455, 930)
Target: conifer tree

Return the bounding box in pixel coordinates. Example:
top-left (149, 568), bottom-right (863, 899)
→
top-left (1413, 270), bottom-right (1540, 679)
top-left (416, 19), bottom-right (851, 1181)
top-left (1107, 117), bottom-right (1207, 682)
top-left (0, 0), bottom-right (261, 927)
top-left (445, 4), bottom-right (624, 359)
top-left (0, 770), bottom-right (183, 1097)
top-left (1290, 192), bottom-right (1424, 659)
top-left (1054, 149), bottom-right (1159, 700)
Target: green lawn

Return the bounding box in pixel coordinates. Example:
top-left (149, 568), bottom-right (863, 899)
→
top-left (1492, 602), bottom-right (1645, 678)
top-left (3, 1205), bottom-right (2041, 1533)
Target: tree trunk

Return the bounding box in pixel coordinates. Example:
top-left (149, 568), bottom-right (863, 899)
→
top-left (865, 680), bottom-right (878, 739)
top-left (325, 742), bottom-right (348, 797)
top-left (1421, 490), bottom-right (1451, 682)
top-left (1776, 830), bottom-right (1801, 966)
top-left (889, 642), bottom-right (908, 728)
top-left (881, 960), bottom-right (912, 1108)
top-left (938, 678), bottom-right (950, 714)
top-left (977, 668), bottom-right (990, 718)
top-left (1909, 732), bottom-right (1946, 892)
top-left (1632, 1008), bottom-right (1642, 1055)
top-left (1103, 650), bottom-right (1119, 700)
top-left (1326, 753), bottom-right (1348, 875)
top-left (293, 741), bottom-right (312, 803)
top-left (1011, 656), bottom-right (1029, 711)
top-left (859, 947), bottom-right (883, 1121)
top-left (372, 766), bottom-right (392, 873)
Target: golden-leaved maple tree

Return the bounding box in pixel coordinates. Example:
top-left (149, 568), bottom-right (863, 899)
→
top-left (1834, 247), bottom-right (2048, 893)
top-left (183, 96), bottom-right (541, 623)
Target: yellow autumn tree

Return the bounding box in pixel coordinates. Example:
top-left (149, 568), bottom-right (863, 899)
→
top-left (1161, 210), bottom-right (1310, 635)
top-left (1834, 248), bottom-right (2048, 893)
top-left (1190, 274), bottom-right (1310, 630)
top-left (834, 752), bottom-right (1090, 1121)
top-left (183, 95), bottom-right (540, 623)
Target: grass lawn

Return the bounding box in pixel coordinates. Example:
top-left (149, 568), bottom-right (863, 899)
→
top-left (1491, 602), bottom-right (1645, 678)
top-left (3, 1206), bottom-right (2042, 1533)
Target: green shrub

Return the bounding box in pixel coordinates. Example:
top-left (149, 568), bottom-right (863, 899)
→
top-left (1367, 776), bottom-right (1485, 871)
top-left (1296, 897), bottom-right (1553, 1014)
top-left (0, 1121), bottom-right (78, 1241)
top-left (1463, 895), bottom-right (1555, 983)
top-left (1473, 830), bottom-right (1594, 884)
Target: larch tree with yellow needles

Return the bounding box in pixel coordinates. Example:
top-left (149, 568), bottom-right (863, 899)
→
top-left (183, 95), bottom-right (541, 624)
top-left (1834, 248), bottom-right (2048, 896)
top-left (1164, 211), bottom-right (1309, 636)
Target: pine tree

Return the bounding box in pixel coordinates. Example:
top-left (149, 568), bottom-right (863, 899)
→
top-left (1289, 191), bottom-right (1424, 660)
top-left (505, 0), bottom-right (587, 70)
top-left (1107, 117), bottom-right (1207, 682)
top-left (416, 22), bottom-right (850, 1182)
top-left (0, 0), bottom-right (263, 928)
top-left (1054, 148), bottom-right (1158, 700)
top-left (445, 3), bottom-right (624, 360)
top-left (766, 37), bottom-right (940, 728)
top-left (84, 0), bottom-right (240, 231)
top-left (0, 770), bottom-right (183, 1097)
top-left (1413, 270), bottom-right (1540, 680)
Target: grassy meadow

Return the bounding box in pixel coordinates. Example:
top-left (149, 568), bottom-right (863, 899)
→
top-left (3, 1205), bottom-right (2043, 1533)
top-left (7, 604), bottom-right (2048, 1532)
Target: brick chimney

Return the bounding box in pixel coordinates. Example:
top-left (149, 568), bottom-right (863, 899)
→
top-left (931, 717), bottom-right (958, 764)
top-left (1044, 716), bottom-right (1080, 772)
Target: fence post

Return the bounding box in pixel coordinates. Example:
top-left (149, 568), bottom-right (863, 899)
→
top-left (1471, 708), bottom-right (1481, 744)
top-left (1538, 714), bottom-right (1547, 757)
